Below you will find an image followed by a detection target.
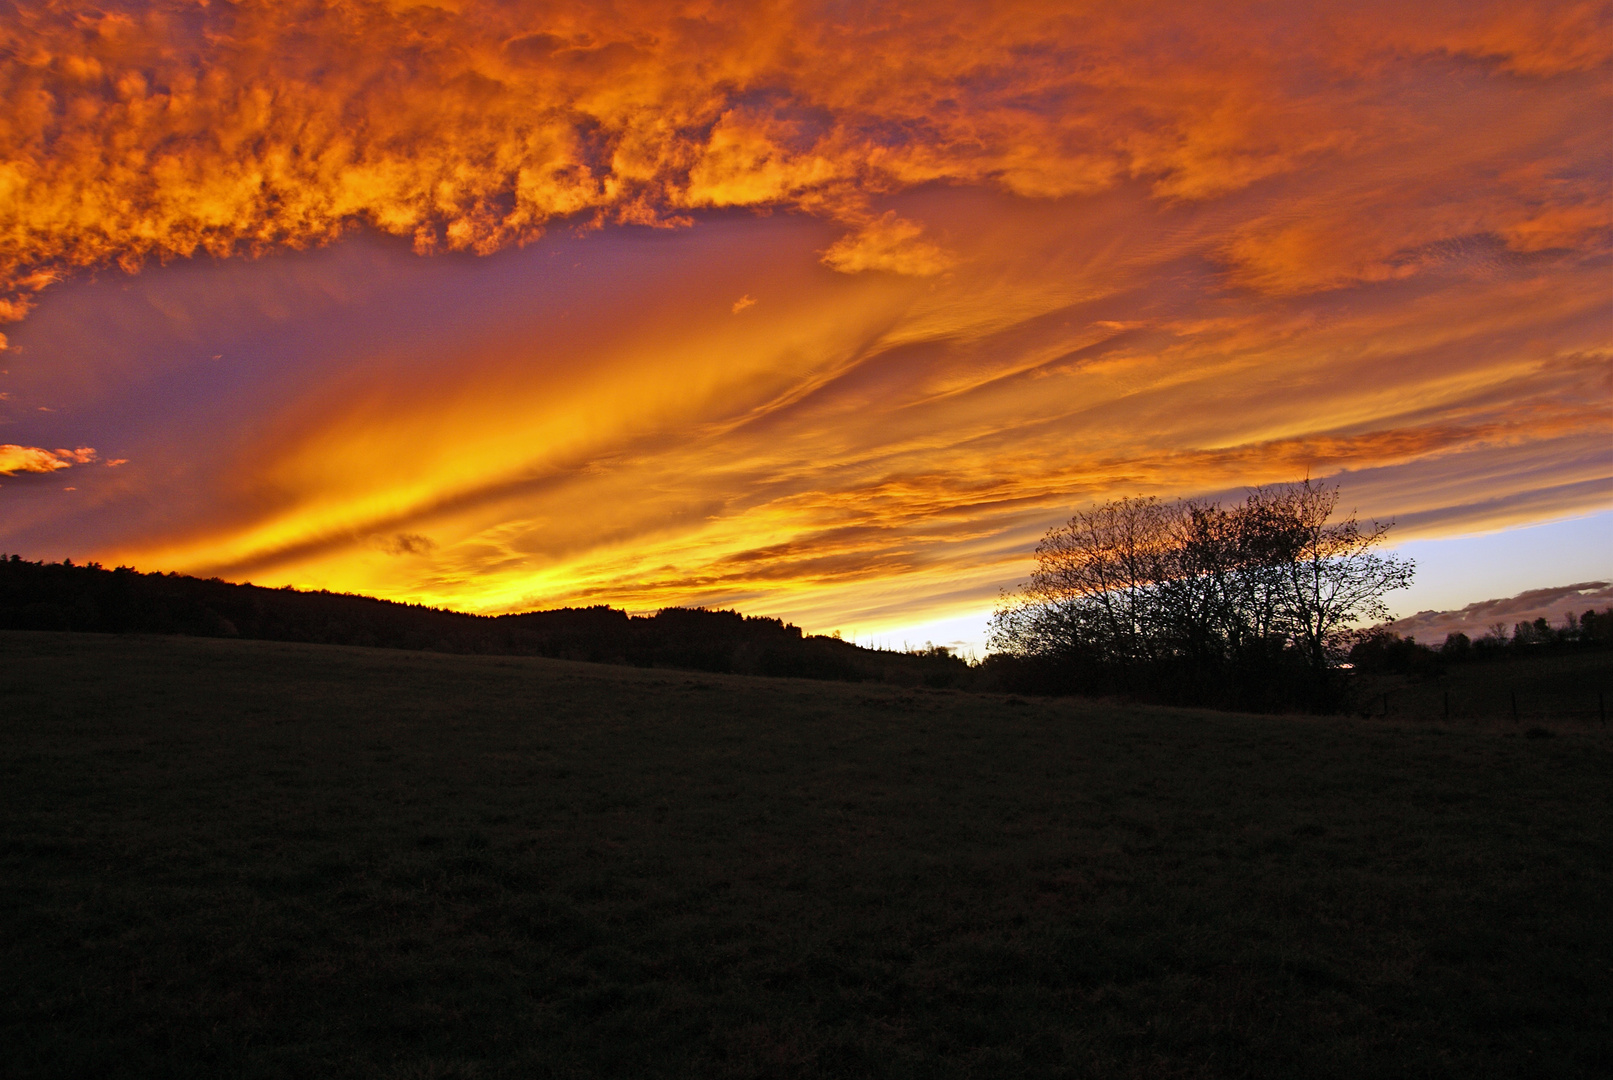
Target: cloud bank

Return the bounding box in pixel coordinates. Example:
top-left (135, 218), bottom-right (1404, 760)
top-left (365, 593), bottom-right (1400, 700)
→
top-left (3, 1), bottom-right (1607, 318)
top-left (1390, 581), bottom-right (1613, 644)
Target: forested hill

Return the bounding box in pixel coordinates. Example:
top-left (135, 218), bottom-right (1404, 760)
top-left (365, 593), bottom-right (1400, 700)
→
top-left (0, 556), bottom-right (969, 687)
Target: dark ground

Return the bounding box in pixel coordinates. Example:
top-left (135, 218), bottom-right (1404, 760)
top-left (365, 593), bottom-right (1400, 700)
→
top-left (2, 630), bottom-right (1609, 1078)
top-left (1352, 649), bottom-right (1610, 725)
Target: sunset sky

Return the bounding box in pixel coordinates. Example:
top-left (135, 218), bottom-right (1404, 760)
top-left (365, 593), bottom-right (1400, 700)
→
top-left (1, 0), bottom-right (1609, 649)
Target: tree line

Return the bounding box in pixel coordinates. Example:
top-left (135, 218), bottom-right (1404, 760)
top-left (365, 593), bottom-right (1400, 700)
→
top-left (0, 555), bottom-right (971, 688)
top-left (986, 480), bottom-right (1415, 711)
top-left (6, 483), bottom-right (1606, 712)
top-left (1348, 608), bottom-right (1613, 676)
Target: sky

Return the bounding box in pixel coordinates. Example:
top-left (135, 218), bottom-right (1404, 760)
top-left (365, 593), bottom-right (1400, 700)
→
top-left (1, 0), bottom-right (1609, 647)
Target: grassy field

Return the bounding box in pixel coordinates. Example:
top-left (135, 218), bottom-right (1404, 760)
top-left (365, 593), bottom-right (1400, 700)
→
top-left (2, 631), bottom-right (1609, 1079)
top-left (1352, 650), bottom-right (1611, 725)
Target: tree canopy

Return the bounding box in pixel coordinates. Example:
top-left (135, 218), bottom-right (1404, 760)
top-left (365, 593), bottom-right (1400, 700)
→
top-left (988, 480), bottom-right (1414, 710)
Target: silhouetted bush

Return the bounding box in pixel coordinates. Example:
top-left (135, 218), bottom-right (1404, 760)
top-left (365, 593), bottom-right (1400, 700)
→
top-left (1348, 628), bottom-right (1443, 676)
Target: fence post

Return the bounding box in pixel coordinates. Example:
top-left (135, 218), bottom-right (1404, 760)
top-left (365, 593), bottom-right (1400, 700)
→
top-left (1443, 690), bottom-right (1449, 720)
top-left (1382, 692), bottom-right (1389, 718)
top-left (1511, 690), bottom-right (1518, 724)
top-left (1600, 690), bottom-right (1606, 727)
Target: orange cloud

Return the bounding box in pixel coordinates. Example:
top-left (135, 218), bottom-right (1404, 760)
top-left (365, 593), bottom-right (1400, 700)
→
top-left (821, 213), bottom-right (955, 276)
top-left (4, 1), bottom-right (1606, 320)
top-left (0, 444), bottom-right (96, 475)
top-left (60, 182), bottom-right (1599, 632)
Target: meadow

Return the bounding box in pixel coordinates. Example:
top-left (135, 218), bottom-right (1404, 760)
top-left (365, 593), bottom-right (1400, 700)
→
top-left (1352, 650), bottom-right (1610, 725)
top-left (2, 630), bottom-right (1609, 1078)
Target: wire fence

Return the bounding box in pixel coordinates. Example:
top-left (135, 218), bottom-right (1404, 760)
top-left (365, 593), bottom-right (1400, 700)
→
top-left (1367, 687), bottom-right (1609, 726)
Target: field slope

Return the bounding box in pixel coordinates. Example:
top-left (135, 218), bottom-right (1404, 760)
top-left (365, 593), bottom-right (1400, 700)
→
top-left (2, 631), bottom-right (1609, 1078)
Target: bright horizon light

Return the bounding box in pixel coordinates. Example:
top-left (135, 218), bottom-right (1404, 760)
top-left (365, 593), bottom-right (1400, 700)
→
top-left (865, 510), bottom-right (1613, 658)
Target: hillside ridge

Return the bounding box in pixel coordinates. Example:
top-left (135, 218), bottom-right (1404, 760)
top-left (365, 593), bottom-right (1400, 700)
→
top-left (0, 554), bottom-right (968, 687)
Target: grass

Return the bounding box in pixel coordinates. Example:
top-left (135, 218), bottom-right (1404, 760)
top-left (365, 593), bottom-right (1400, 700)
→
top-left (2, 630), bottom-right (1609, 1079)
top-left (1353, 650), bottom-right (1612, 725)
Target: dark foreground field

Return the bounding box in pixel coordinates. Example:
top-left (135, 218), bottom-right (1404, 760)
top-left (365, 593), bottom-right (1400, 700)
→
top-left (2, 632), bottom-right (1609, 1079)
top-left (1353, 650), bottom-right (1611, 725)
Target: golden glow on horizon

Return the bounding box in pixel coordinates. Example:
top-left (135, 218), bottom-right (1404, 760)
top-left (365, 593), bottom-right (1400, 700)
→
top-left (0, 1), bottom-right (1608, 637)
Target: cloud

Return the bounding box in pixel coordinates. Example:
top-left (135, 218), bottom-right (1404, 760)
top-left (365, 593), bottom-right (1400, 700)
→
top-left (731, 294), bottom-right (756, 313)
top-left (3, 1), bottom-right (1605, 319)
top-left (1390, 581), bottom-right (1613, 643)
top-left (821, 214), bottom-right (955, 276)
top-left (8, 169), bottom-right (1605, 628)
top-left (0, 444), bottom-right (96, 475)
top-left (382, 532), bottom-right (437, 556)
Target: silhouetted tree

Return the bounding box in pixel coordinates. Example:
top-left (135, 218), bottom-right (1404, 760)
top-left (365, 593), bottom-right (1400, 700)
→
top-left (1256, 480), bottom-right (1416, 673)
top-left (988, 480), bottom-right (1414, 710)
top-left (1440, 631), bottom-right (1472, 658)
top-left (988, 495), bottom-right (1176, 668)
